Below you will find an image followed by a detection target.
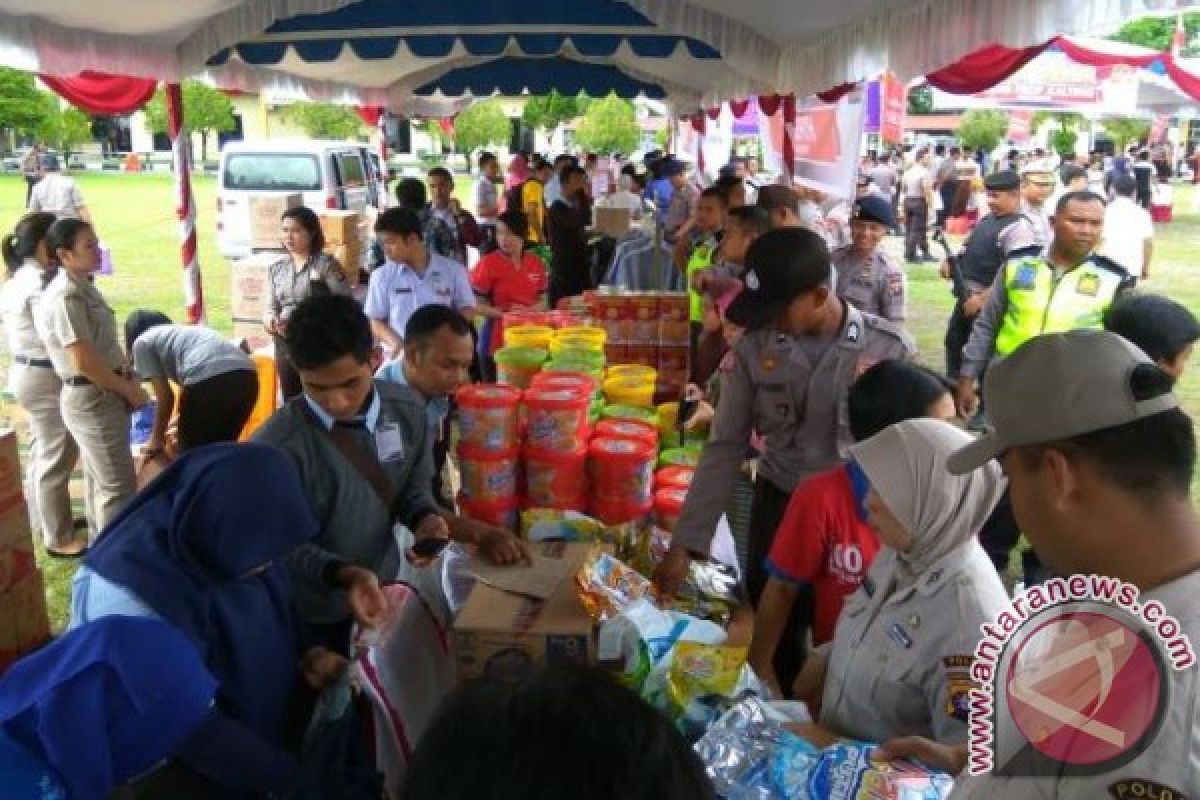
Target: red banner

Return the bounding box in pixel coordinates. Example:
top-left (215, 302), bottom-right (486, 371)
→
top-left (1007, 110), bottom-right (1033, 143)
top-left (881, 73), bottom-right (906, 144)
top-left (792, 105), bottom-right (840, 164)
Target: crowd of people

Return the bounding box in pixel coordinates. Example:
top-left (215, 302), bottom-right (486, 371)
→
top-left (0, 138), bottom-right (1198, 798)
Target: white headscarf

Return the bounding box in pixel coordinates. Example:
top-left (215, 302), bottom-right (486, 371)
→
top-left (851, 418), bottom-right (1006, 596)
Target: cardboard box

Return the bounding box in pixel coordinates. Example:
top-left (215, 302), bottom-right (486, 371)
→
top-left (0, 429), bottom-right (21, 509)
top-left (231, 252), bottom-right (277, 321)
top-left (248, 193), bottom-right (302, 249)
top-left (454, 541), bottom-right (596, 682)
top-left (318, 210), bottom-right (363, 247)
top-left (0, 567), bottom-right (50, 674)
top-left (593, 207), bottom-right (632, 238)
top-left (233, 317), bottom-right (272, 354)
top-left (0, 430), bottom-right (34, 594)
top-left (326, 242), bottom-right (364, 287)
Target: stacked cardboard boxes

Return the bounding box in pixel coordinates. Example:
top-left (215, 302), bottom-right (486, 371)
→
top-left (319, 210), bottom-right (366, 288)
top-left (248, 194), bottom-right (303, 250)
top-left (0, 430), bottom-right (50, 673)
top-left (230, 252), bottom-right (278, 353)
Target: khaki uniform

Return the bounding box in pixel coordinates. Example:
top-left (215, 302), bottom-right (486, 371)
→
top-left (832, 246), bottom-right (907, 323)
top-left (821, 542), bottom-right (1009, 744)
top-left (950, 568), bottom-right (1200, 799)
top-left (673, 305), bottom-right (915, 561)
top-left (37, 270), bottom-right (134, 538)
top-left (28, 172), bottom-right (85, 219)
top-left (0, 263), bottom-right (78, 547)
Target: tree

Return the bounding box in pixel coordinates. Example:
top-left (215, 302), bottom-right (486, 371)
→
top-left (1102, 116), bottom-right (1152, 151)
top-left (907, 83), bottom-right (934, 115)
top-left (39, 106), bottom-right (93, 154)
top-left (575, 94), bottom-right (641, 156)
top-left (522, 91), bottom-right (583, 132)
top-left (956, 110), bottom-right (1008, 153)
top-left (1031, 111), bottom-right (1085, 158)
top-left (452, 100), bottom-right (510, 156)
top-left (144, 80), bottom-right (237, 161)
top-left (0, 68), bottom-right (51, 139)
top-left (279, 102), bottom-right (365, 140)
top-left (1110, 13), bottom-right (1200, 56)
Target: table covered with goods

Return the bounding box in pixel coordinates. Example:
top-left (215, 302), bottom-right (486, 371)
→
top-left (441, 289), bottom-right (958, 799)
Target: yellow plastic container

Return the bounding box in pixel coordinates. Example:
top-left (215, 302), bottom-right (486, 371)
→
top-left (504, 325), bottom-right (554, 350)
top-left (554, 325), bottom-right (607, 348)
top-left (607, 364), bottom-right (657, 384)
top-left (657, 402), bottom-right (679, 438)
top-left (604, 376), bottom-right (656, 408)
top-left (239, 352), bottom-right (279, 441)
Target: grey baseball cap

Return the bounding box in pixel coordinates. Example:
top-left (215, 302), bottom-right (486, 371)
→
top-left (947, 330), bottom-right (1180, 474)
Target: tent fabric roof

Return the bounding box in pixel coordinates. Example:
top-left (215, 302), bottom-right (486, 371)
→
top-left (4, 0), bottom-right (1200, 109)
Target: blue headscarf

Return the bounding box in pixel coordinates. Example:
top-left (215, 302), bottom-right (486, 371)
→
top-left (0, 616), bottom-right (217, 800)
top-left (84, 443), bottom-right (319, 743)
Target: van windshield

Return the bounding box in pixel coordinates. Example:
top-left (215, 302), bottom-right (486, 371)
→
top-left (224, 154), bottom-right (321, 191)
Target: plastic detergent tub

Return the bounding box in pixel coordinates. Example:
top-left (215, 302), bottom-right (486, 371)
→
top-left (607, 364), bottom-right (658, 384)
top-left (503, 311), bottom-right (551, 330)
top-left (654, 487), bottom-right (688, 532)
top-left (456, 444), bottom-right (520, 504)
top-left (504, 325), bottom-right (554, 350)
top-left (494, 346), bottom-right (547, 389)
top-left (457, 493), bottom-right (520, 531)
top-left (522, 386), bottom-right (590, 452)
top-left (530, 371), bottom-right (598, 399)
top-left (455, 384), bottom-right (521, 451)
top-left (594, 418), bottom-right (659, 450)
top-left (588, 436), bottom-right (656, 507)
top-left (551, 345), bottom-right (606, 368)
top-left (523, 445), bottom-right (588, 509)
top-left (547, 311), bottom-right (585, 329)
top-left (655, 465), bottom-right (695, 490)
top-left (604, 376), bottom-right (655, 408)
top-left (659, 447), bottom-right (701, 469)
top-left (589, 498), bottom-right (653, 527)
top-left (553, 325), bottom-right (607, 350)
top-left (600, 404), bottom-right (659, 426)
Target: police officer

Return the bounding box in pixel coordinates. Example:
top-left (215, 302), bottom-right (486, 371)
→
top-left (832, 195), bottom-right (906, 324)
top-left (37, 219), bottom-right (147, 539)
top-left (1, 213), bottom-right (82, 556)
top-left (942, 170), bottom-right (1038, 380)
top-left (883, 331), bottom-right (1200, 798)
top-left (653, 227), bottom-right (914, 687)
top-left (1018, 160), bottom-right (1055, 249)
top-left (956, 191), bottom-right (1132, 417)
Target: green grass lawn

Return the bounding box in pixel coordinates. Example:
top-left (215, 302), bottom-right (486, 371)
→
top-left (1, 171), bottom-right (1198, 629)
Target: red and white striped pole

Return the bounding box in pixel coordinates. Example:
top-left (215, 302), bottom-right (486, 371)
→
top-left (166, 83), bottom-right (205, 324)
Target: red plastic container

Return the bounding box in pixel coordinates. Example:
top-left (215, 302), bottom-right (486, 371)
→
top-left (547, 310), bottom-right (585, 329)
top-left (653, 487), bottom-right (688, 531)
top-left (455, 384), bottom-right (521, 451)
top-left (503, 310), bottom-right (551, 329)
top-left (588, 436), bottom-right (656, 508)
top-left (456, 444), bottom-right (520, 504)
top-left (590, 498), bottom-right (653, 527)
top-left (594, 418), bottom-right (658, 449)
top-left (655, 466), bottom-right (695, 490)
top-left (530, 371), bottom-right (598, 398)
top-left (523, 445), bottom-right (588, 510)
top-left (523, 386), bottom-right (590, 452)
top-left (458, 493), bottom-right (520, 531)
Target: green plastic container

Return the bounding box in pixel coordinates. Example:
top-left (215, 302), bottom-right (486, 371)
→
top-left (659, 446), bottom-right (701, 468)
top-left (494, 346), bottom-right (547, 389)
top-left (601, 404), bottom-right (659, 426)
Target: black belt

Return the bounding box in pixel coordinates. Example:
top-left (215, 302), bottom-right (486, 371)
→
top-left (13, 355), bottom-right (53, 369)
top-left (64, 368), bottom-right (127, 388)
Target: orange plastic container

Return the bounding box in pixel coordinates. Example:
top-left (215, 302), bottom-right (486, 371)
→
top-left (523, 445), bottom-right (588, 510)
top-left (594, 418), bottom-right (658, 450)
top-left (530, 371), bottom-right (598, 398)
top-left (588, 436), bottom-right (656, 508)
top-left (655, 466), bottom-right (695, 490)
top-left (654, 487), bottom-right (688, 531)
top-left (590, 498), bottom-right (653, 527)
top-left (458, 493), bottom-right (520, 531)
top-left (455, 384), bottom-right (521, 451)
top-left (523, 386), bottom-right (590, 452)
top-left (238, 352), bottom-right (279, 441)
top-left (503, 310), bottom-right (552, 329)
top-left (456, 444), bottom-right (520, 504)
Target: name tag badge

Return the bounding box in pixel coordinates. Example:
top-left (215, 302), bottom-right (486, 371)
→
top-left (376, 423), bottom-right (404, 463)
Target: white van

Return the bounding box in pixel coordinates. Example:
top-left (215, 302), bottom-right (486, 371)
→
top-left (217, 139), bottom-right (389, 259)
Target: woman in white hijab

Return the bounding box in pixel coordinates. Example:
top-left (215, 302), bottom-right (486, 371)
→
top-left (794, 418), bottom-right (1009, 746)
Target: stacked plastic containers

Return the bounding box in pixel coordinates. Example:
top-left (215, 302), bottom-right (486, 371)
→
top-left (522, 378), bottom-right (592, 511)
top-left (588, 435), bottom-right (657, 526)
top-left (455, 384), bottom-right (522, 529)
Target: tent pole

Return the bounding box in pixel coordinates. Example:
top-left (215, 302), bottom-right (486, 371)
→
top-left (166, 83), bottom-right (205, 324)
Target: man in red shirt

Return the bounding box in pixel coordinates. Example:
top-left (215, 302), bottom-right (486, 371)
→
top-left (748, 360), bottom-right (956, 698)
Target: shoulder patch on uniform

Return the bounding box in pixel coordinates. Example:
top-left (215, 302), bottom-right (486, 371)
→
top-left (1089, 253), bottom-right (1132, 279)
top-left (1109, 780), bottom-right (1188, 800)
top-left (1076, 272), bottom-right (1100, 297)
top-left (945, 674), bottom-right (976, 722)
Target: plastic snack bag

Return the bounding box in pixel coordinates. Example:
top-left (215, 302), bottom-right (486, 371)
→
top-left (802, 743), bottom-right (955, 800)
top-left (694, 696), bottom-right (819, 800)
top-left (643, 640), bottom-right (766, 740)
top-left (596, 599), bottom-right (725, 690)
top-left (522, 509), bottom-right (606, 542)
top-left (575, 552), bottom-right (654, 622)
top-left (666, 559), bottom-right (742, 627)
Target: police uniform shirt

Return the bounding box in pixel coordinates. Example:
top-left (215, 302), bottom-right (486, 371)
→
top-left (1020, 200), bottom-right (1052, 249)
top-left (671, 305), bottom-right (915, 555)
top-left (949, 567), bottom-right (1200, 799)
top-left (267, 252), bottom-right (350, 322)
top-left (363, 254), bottom-right (476, 341)
top-left (831, 246), bottom-right (906, 323)
top-left (820, 541), bottom-right (1009, 745)
top-left (36, 270), bottom-right (125, 380)
top-left (28, 173), bottom-right (85, 219)
top-left (0, 262), bottom-right (51, 359)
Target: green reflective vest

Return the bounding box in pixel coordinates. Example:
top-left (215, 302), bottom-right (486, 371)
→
top-left (687, 239), bottom-right (718, 323)
top-left (994, 253), bottom-right (1128, 358)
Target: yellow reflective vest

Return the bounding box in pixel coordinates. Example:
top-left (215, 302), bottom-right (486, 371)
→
top-left (687, 238), bottom-right (718, 322)
top-left (994, 251), bottom-right (1131, 358)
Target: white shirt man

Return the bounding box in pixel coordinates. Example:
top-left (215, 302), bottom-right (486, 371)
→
top-left (1101, 178), bottom-right (1154, 281)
